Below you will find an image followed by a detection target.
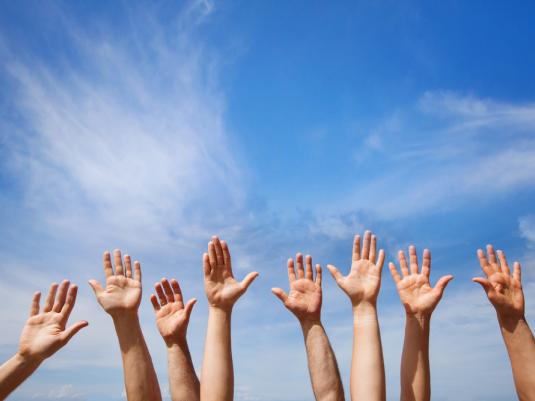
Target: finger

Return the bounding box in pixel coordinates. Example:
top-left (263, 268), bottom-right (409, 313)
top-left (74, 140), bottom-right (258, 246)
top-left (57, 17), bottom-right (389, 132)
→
top-left (208, 241), bottom-right (218, 270)
top-left (327, 264), bottom-right (343, 285)
top-left (170, 279), bottom-right (184, 306)
top-left (486, 244), bottom-right (498, 270)
top-left (305, 255), bottom-right (313, 280)
top-left (315, 264), bottom-right (322, 286)
top-left (184, 298), bottom-right (197, 319)
top-left (241, 271), bottom-right (259, 291)
top-left (155, 283), bottom-right (167, 306)
top-left (472, 277), bottom-right (494, 295)
top-left (212, 236), bottom-right (225, 266)
top-left (271, 288), bottom-right (289, 304)
top-left (369, 235), bottom-right (377, 263)
top-left (352, 234), bottom-right (361, 261)
top-left (398, 250), bottom-right (409, 277)
top-left (477, 249), bottom-right (494, 277)
top-left (103, 251), bottom-right (113, 278)
top-left (376, 249), bottom-right (385, 270)
top-left (150, 294), bottom-right (160, 311)
top-left (134, 261), bottom-right (142, 282)
top-left (409, 245), bottom-right (419, 275)
top-left (421, 249), bottom-right (431, 278)
top-left (88, 280), bottom-right (104, 297)
top-left (114, 249), bottom-right (124, 276)
top-left (434, 275), bottom-right (454, 295)
top-left (513, 261), bottom-right (522, 283)
top-left (296, 253), bottom-right (305, 279)
top-left (29, 292), bottom-right (41, 316)
top-left (362, 230), bottom-right (371, 260)
top-left (221, 240), bottom-right (234, 276)
top-left (60, 284), bottom-right (78, 321)
top-left (124, 255), bottom-right (132, 278)
top-left (43, 283), bottom-right (59, 313)
top-left (287, 258), bottom-right (297, 282)
top-left (497, 250), bottom-right (511, 276)
top-left (161, 278), bottom-right (175, 304)
top-left (388, 262), bottom-right (402, 283)
top-left (61, 321), bottom-right (89, 344)
top-left (203, 253), bottom-right (211, 277)
top-left (53, 280), bottom-right (70, 313)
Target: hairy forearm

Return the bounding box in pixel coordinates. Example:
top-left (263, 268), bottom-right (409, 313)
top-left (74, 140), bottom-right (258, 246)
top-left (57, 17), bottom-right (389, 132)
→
top-left (400, 315), bottom-right (430, 401)
top-left (113, 314), bottom-right (162, 401)
top-left (0, 353), bottom-right (41, 400)
top-left (351, 303), bottom-right (386, 401)
top-left (301, 319), bottom-right (345, 401)
top-left (498, 315), bottom-right (535, 401)
top-left (167, 341), bottom-right (200, 401)
top-left (201, 307), bottom-right (233, 401)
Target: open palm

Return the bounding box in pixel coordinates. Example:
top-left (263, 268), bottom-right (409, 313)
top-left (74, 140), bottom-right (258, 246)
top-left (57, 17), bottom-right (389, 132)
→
top-left (18, 281), bottom-right (88, 361)
top-left (272, 254), bottom-right (322, 322)
top-left (89, 250), bottom-right (142, 317)
top-left (474, 245), bottom-right (524, 318)
top-left (328, 231), bottom-right (385, 306)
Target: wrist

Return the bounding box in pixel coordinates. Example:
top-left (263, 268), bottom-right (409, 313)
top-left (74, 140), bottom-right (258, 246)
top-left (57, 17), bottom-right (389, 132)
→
top-left (405, 312), bottom-right (432, 323)
top-left (299, 316), bottom-right (322, 329)
top-left (352, 301), bottom-right (377, 315)
top-left (112, 312), bottom-right (140, 330)
top-left (497, 312), bottom-right (526, 331)
top-left (14, 351), bottom-right (43, 367)
top-left (165, 338), bottom-right (188, 350)
top-left (208, 305), bottom-right (233, 317)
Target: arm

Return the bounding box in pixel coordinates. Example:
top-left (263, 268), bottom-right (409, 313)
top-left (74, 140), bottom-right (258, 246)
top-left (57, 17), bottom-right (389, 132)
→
top-left (272, 254), bottom-right (344, 401)
top-left (0, 281), bottom-right (88, 400)
top-left (201, 236), bottom-right (259, 401)
top-left (474, 245), bottom-right (535, 401)
top-left (327, 230), bottom-right (386, 401)
top-left (89, 250), bottom-right (161, 401)
top-left (388, 246), bottom-right (453, 401)
top-left (150, 278), bottom-right (199, 401)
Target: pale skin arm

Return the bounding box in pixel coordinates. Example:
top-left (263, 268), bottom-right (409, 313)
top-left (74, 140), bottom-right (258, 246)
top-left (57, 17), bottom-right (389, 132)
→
top-left (388, 246), bottom-right (453, 401)
top-left (150, 278), bottom-right (199, 401)
top-left (89, 250), bottom-right (161, 401)
top-left (0, 281), bottom-right (88, 400)
top-left (327, 230), bottom-right (386, 401)
top-left (201, 236), bottom-right (259, 401)
top-left (272, 254), bottom-right (344, 401)
top-left (474, 245), bottom-right (535, 401)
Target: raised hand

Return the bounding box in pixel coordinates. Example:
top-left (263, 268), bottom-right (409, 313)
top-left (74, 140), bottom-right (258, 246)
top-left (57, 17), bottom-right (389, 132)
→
top-left (88, 250), bottom-right (142, 317)
top-left (272, 254), bottom-right (322, 323)
top-left (389, 246), bottom-right (453, 318)
top-left (203, 236), bottom-right (259, 311)
top-left (327, 230), bottom-right (385, 306)
top-left (151, 278), bottom-right (197, 346)
top-left (473, 245), bottom-right (524, 319)
top-left (18, 281), bottom-right (88, 362)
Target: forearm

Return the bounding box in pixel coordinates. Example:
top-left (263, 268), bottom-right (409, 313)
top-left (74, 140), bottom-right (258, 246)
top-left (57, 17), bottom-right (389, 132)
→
top-left (351, 303), bottom-right (386, 401)
top-left (400, 315), bottom-right (430, 401)
top-left (167, 341), bottom-right (200, 401)
top-left (113, 314), bottom-right (162, 401)
top-left (0, 353), bottom-right (41, 400)
top-left (201, 307), bottom-right (233, 401)
top-left (498, 315), bottom-right (535, 401)
top-left (300, 319), bottom-right (345, 401)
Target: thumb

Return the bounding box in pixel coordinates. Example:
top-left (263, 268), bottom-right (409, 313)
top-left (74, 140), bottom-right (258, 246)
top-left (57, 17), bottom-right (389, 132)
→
top-left (88, 280), bottom-right (104, 297)
top-left (326, 264), bottom-right (343, 284)
top-left (184, 298), bottom-right (197, 319)
top-left (434, 275), bottom-right (454, 295)
top-left (61, 320), bottom-right (89, 344)
top-left (241, 272), bottom-right (259, 291)
top-left (271, 288), bottom-right (289, 304)
top-left (472, 277), bottom-right (494, 295)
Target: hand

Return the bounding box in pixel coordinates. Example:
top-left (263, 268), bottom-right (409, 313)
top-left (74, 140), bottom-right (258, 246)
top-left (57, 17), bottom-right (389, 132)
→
top-left (388, 246), bottom-right (453, 318)
top-left (272, 254), bottom-right (322, 323)
top-left (203, 236), bottom-right (259, 311)
top-left (89, 250), bottom-right (142, 318)
top-left (327, 230), bottom-right (385, 307)
top-left (18, 281), bottom-right (88, 363)
top-left (150, 278), bottom-right (197, 346)
top-left (473, 245), bottom-right (525, 320)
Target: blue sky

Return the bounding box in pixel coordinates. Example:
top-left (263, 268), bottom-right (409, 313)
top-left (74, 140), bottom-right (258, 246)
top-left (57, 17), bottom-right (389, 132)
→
top-left (1, 1), bottom-right (534, 400)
